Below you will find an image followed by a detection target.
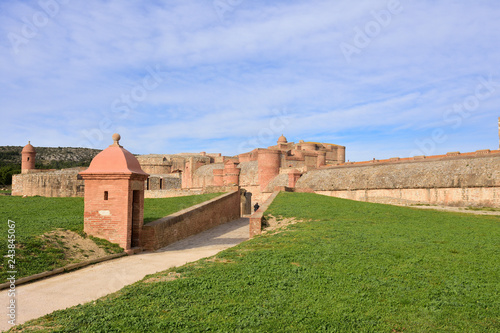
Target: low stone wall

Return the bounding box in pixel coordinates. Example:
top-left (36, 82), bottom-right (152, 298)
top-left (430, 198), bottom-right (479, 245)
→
top-left (140, 191), bottom-right (241, 251)
top-left (296, 153), bottom-right (500, 208)
top-left (12, 168), bottom-right (84, 197)
top-left (249, 191), bottom-right (280, 238)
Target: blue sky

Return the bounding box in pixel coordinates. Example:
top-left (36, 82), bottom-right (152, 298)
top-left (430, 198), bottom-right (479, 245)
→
top-left (1, 0), bottom-right (499, 161)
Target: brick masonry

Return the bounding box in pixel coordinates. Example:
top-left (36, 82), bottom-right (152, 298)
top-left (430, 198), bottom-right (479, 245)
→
top-left (79, 136), bottom-right (149, 252)
top-left (141, 190), bottom-right (241, 251)
top-left (81, 177), bottom-right (146, 251)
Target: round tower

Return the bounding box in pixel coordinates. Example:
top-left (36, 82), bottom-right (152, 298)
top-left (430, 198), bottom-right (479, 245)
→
top-left (21, 141), bottom-right (36, 173)
top-left (223, 160), bottom-right (241, 186)
top-left (257, 149), bottom-right (281, 192)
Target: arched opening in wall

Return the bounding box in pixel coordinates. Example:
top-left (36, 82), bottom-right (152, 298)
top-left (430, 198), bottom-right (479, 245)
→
top-left (27, 157), bottom-right (30, 161)
top-left (146, 178), bottom-right (150, 190)
top-left (104, 191), bottom-right (109, 200)
top-left (159, 178), bottom-right (163, 190)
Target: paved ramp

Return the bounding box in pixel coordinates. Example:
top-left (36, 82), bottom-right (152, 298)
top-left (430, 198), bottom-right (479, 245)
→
top-left (1, 218), bottom-right (249, 331)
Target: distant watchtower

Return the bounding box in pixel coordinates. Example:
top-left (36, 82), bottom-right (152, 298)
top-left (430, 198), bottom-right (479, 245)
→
top-left (21, 141), bottom-right (36, 173)
top-left (79, 134), bottom-right (149, 254)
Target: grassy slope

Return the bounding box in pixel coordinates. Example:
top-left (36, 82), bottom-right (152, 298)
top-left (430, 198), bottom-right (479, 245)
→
top-left (0, 193), bottom-right (225, 280)
top-left (0, 197), bottom-right (85, 280)
top-left (15, 192), bottom-right (500, 332)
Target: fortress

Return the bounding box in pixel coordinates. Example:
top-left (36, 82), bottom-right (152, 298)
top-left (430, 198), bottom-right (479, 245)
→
top-left (12, 118), bottom-right (500, 209)
top-left (12, 135), bottom-right (346, 206)
top-left (10, 120), bottom-right (500, 251)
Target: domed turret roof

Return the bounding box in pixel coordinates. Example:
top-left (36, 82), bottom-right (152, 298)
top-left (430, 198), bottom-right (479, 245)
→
top-left (79, 134), bottom-right (148, 176)
top-left (278, 134), bottom-right (288, 143)
top-left (22, 141), bottom-right (36, 153)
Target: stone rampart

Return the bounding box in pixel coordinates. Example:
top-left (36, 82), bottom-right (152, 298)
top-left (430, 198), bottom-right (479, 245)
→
top-left (140, 191), bottom-right (241, 251)
top-left (12, 168), bottom-right (84, 197)
top-left (296, 152), bottom-right (500, 207)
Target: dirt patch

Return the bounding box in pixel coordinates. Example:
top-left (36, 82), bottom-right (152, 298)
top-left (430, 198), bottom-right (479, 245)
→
top-left (11, 324), bottom-right (62, 333)
top-left (262, 214), bottom-right (303, 234)
top-left (205, 257), bottom-right (235, 264)
top-left (143, 271), bottom-right (183, 283)
top-left (41, 229), bottom-right (109, 262)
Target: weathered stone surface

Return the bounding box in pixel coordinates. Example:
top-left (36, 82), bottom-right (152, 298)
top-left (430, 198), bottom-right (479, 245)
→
top-left (12, 168), bottom-right (85, 197)
top-left (238, 161), bottom-right (258, 186)
top-left (296, 155), bottom-right (500, 191)
top-left (265, 173), bottom-right (289, 192)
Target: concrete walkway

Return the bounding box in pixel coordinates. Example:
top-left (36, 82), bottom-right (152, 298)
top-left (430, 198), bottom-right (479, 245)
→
top-left (1, 218), bottom-right (249, 331)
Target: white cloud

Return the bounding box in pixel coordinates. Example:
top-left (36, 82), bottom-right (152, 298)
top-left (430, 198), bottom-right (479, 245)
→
top-left (1, 0), bottom-right (499, 161)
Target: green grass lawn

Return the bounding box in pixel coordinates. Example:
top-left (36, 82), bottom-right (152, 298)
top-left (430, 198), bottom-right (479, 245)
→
top-left (0, 193), bottom-right (225, 280)
top-left (14, 192), bottom-right (500, 332)
top-left (0, 197), bottom-right (85, 238)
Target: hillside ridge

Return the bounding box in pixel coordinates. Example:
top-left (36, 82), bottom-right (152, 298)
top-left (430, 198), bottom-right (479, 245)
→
top-left (0, 146), bottom-right (101, 166)
top-left (0, 146), bottom-right (102, 186)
